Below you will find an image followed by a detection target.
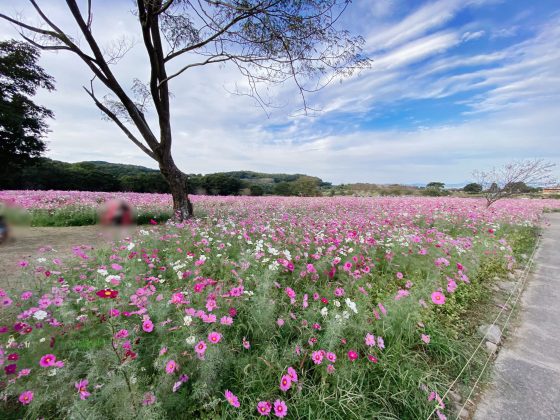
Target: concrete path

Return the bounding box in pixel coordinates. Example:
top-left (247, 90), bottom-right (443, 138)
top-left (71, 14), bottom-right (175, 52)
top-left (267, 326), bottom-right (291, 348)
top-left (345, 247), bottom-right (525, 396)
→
top-left (474, 213), bottom-right (560, 419)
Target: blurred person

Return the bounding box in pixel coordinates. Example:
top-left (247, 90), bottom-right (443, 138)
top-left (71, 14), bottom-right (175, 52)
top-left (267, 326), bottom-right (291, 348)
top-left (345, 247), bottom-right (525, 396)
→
top-left (0, 214), bottom-right (8, 244)
top-left (100, 200), bottom-right (133, 226)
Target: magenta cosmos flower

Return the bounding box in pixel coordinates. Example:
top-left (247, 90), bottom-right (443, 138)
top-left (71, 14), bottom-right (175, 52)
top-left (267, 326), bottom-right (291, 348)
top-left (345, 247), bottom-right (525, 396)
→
top-left (279, 374), bottom-right (292, 392)
top-left (347, 350), bottom-right (358, 361)
top-left (224, 389), bottom-right (240, 408)
top-left (257, 401), bottom-right (272, 416)
top-left (273, 399), bottom-right (288, 418)
top-left (431, 291), bottom-right (446, 305)
top-left (208, 331), bottom-right (222, 344)
top-left (19, 390), bottom-right (33, 405)
top-left (39, 354), bottom-right (57, 367)
top-left (75, 379), bottom-right (91, 400)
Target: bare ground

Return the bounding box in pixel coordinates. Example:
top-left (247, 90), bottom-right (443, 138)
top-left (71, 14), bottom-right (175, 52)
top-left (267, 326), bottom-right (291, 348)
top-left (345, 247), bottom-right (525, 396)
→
top-left (0, 226), bottom-right (110, 290)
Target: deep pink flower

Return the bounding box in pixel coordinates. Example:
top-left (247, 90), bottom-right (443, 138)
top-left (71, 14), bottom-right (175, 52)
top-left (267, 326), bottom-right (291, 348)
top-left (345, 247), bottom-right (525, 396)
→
top-left (208, 331), bottom-right (222, 344)
top-left (347, 350), bottom-right (358, 361)
top-left (273, 399), bottom-right (288, 418)
top-left (431, 291), bottom-right (446, 305)
top-left (39, 354), bottom-right (56, 367)
top-left (257, 401), bottom-right (272, 416)
top-left (225, 389), bottom-right (240, 408)
top-left (19, 390), bottom-right (33, 405)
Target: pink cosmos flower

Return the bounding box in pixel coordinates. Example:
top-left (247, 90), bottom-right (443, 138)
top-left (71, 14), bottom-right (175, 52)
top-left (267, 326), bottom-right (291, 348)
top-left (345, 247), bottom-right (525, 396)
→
top-left (367, 354), bottom-right (378, 364)
top-left (242, 337), bottom-right (250, 349)
top-left (165, 359), bottom-right (177, 374)
top-left (142, 391), bottom-right (156, 405)
top-left (277, 318), bottom-right (285, 327)
top-left (220, 316), bottom-right (233, 326)
top-left (377, 337), bottom-right (385, 350)
top-left (39, 354), bottom-right (56, 367)
top-left (75, 379), bottom-right (91, 400)
top-left (431, 291), bottom-right (446, 305)
top-left (421, 334), bottom-right (431, 344)
top-left (311, 350), bottom-right (324, 365)
top-left (365, 333), bottom-right (376, 347)
top-left (257, 401), bottom-right (272, 416)
top-left (114, 329), bottom-right (129, 339)
top-left (326, 352), bottom-right (337, 363)
top-left (396, 272), bottom-right (403, 279)
top-left (273, 399), bottom-right (288, 418)
top-left (142, 319), bottom-right (154, 332)
top-left (279, 374), bottom-right (292, 392)
top-left (334, 287), bottom-right (345, 297)
top-left (347, 350), bottom-right (358, 361)
top-left (19, 390), bottom-right (33, 405)
top-left (287, 366), bottom-right (298, 383)
top-left (225, 389), bottom-right (240, 408)
top-left (447, 279), bottom-right (457, 293)
top-left (195, 341), bottom-right (207, 356)
top-left (208, 331), bottom-right (222, 344)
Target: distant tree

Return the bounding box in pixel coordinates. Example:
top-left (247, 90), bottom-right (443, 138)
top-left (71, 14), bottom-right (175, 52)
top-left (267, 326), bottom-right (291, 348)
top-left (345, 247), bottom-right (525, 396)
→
top-left (1, 1), bottom-right (368, 219)
top-left (463, 182), bottom-right (483, 194)
top-left (0, 40), bottom-right (54, 187)
top-left (292, 176), bottom-right (321, 196)
top-left (473, 159), bottom-right (557, 207)
top-left (249, 184), bottom-right (264, 196)
top-left (273, 182), bottom-right (294, 196)
top-left (423, 182), bottom-right (447, 197)
top-left (204, 173), bottom-right (242, 196)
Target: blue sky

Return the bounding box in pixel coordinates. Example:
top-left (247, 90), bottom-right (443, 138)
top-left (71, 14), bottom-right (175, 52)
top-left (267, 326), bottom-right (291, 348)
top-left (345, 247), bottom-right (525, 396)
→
top-left (1, 0), bottom-right (559, 185)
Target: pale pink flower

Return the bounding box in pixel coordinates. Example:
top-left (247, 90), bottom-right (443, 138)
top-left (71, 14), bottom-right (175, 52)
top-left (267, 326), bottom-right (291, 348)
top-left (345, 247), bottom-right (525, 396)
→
top-left (421, 334), bottom-right (431, 344)
top-left (365, 333), bottom-right (376, 347)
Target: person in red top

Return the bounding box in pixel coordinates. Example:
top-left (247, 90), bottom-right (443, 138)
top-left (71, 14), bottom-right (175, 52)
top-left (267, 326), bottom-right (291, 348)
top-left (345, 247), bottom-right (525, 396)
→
top-left (100, 200), bottom-right (133, 226)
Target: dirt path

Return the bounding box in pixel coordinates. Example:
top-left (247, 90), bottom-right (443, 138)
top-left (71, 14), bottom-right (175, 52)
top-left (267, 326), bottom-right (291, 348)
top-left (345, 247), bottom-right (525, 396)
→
top-left (474, 213), bottom-right (560, 419)
top-left (0, 226), bottom-right (110, 290)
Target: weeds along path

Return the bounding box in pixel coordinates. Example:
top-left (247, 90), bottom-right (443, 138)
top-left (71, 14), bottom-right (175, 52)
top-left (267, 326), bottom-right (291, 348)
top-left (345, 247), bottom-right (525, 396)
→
top-left (474, 212), bottom-right (560, 419)
top-left (0, 226), bottom-right (110, 290)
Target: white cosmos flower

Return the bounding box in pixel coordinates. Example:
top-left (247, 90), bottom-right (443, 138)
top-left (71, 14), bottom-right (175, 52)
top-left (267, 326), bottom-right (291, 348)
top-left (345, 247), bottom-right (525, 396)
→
top-left (33, 310), bottom-right (48, 320)
top-left (186, 336), bottom-right (196, 345)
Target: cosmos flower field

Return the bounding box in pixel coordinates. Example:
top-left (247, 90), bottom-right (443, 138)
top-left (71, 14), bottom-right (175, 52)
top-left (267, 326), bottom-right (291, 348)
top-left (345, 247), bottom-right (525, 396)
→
top-left (1, 193), bottom-right (559, 418)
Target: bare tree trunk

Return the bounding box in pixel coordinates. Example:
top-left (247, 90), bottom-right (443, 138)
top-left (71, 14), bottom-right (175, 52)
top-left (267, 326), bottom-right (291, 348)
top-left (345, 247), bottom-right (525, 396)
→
top-left (158, 154), bottom-right (193, 220)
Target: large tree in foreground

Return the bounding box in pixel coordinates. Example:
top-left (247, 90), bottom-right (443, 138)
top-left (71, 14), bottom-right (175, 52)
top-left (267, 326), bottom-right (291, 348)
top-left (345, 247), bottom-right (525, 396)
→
top-left (473, 159), bottom-right (557, 207)
top-left (0, 40), bottom-right (54, 187)
top-left (1, 1), bottom-right (368, 219)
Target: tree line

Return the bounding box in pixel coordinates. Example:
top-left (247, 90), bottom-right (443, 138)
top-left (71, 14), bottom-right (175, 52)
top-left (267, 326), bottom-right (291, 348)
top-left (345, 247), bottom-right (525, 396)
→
top-left (1, 158), bottom-right (325, 196)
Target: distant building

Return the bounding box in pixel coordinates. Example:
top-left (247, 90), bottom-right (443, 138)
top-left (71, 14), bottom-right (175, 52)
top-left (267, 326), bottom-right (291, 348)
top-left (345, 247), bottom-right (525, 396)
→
top-left (543, 187), bottom-right (560, 196)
